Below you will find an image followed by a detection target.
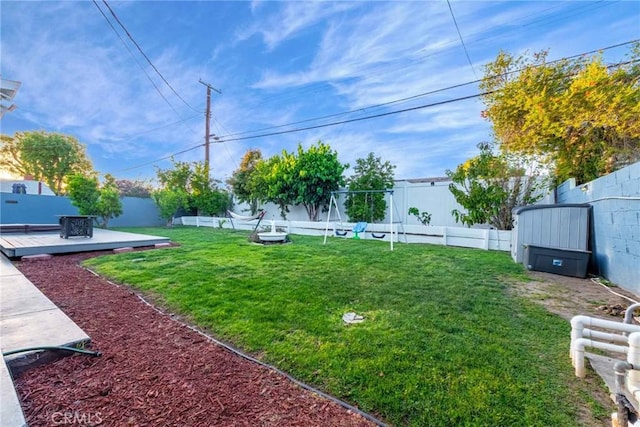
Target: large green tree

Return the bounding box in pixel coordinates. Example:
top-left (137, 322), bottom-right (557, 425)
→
top-left (251, 142), bottom-right (347, 220)
top-left (153, 159), bottom-right (230, 218)
top-left (191, 163), bottom-right (232, 216)
top-left (480, 45), bottom-right (640, 184)
top-left (0, 131), bottom-right (95, 194)
top-left (345, 152), bottom-right (395, 222)
top-left (291, 142), bottom-right (347, 221)
top-left (447, 143), bottom-right (547, 230)
top-left (153, 189), bottom-right (188, 226)
top-left (67, 173), bottom-right (123, 228)
top-left (252, 151), bottom-right (296, 219)
top-left (227, 149), bottom-right (263, 215)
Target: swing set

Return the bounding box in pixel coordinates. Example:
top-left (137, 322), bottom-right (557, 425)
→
top-left (323, 189), bottom-right (406, 251)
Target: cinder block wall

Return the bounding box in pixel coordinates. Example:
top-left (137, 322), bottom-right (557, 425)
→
top-left (557, 162), bottom-right (640, 293)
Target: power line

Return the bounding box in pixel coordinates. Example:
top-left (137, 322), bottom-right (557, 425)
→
top-left (100, 0), bottom-right (200, 114)
top-left (114, 142), bottom-right (205, 173)
top-left (92, 0), bottom-right (182, 118)
top-left (243, 1), bottom-right (611, 110)
top-left (111, 41), bottom-right (639, 173)
top-left (221, 39), bottom-right (639, 139)
top-left (111, 92), bottom-right (488, 173)
top-left (446, 0), bottom-right (477, 79)
top-left (219, 92), bottom-right (492, 143)
top-left (114, 114), bottom-right (201, 141)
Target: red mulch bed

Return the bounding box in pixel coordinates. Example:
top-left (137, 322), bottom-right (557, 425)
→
top-left (12, 251), bottom-right (377, 427)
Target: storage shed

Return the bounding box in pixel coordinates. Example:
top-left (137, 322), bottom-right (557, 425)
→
top-left (512, 204), bottom-right (591, 278)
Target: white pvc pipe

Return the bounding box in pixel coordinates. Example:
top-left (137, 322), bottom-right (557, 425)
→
top-left (573, 338), bottom-right (629, 378)
top-left (627, 332), bottom-right (640, 401)
top-left (582, 328), bottom-right (629, 344)
top-left (571, 315), bottom-right (640, 359)
top-left (570, 315), bottom-right (640, 377)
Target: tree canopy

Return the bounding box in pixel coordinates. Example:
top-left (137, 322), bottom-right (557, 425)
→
top-left (291, 142), bottom-right (347, 221)
top-left (480, 45), bottom-right (640, 184)
top-left (250, 141), bottom-right (347, 221)
top-left (116, 179), bottom-right (153, 198)
top-left (227, 149), bottom-right (263, 215)
top-left (153, 159), bottom-right (231, 219)
top-left (0, 131), bottom-right (95, 194)
top-left (252, 152), bottom-right (295, 219)
top-left (67, 174), bottom-right (123, 228)
top-left (345, 152), bottom-right (395, 222)
top-left (447, 142), bottom-right (547, 230)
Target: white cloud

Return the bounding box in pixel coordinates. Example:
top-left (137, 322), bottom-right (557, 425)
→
top-left (240, 2), bottom-right (359, 51)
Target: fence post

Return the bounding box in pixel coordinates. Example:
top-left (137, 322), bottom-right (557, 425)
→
top-left (484, 229), bottom-right (490, 250)
top-left (443, 227), bottom-right (448, 246)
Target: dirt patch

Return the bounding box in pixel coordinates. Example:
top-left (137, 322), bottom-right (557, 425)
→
top-left (512, 271), bottom-right (640, 426)
top-left (512, 271), bottom-right (639, 322)
top-left (11, 251), bottom-right (377, 427)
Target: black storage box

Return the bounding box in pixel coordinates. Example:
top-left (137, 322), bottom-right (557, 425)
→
top-left (524, 245), bottom-right (591, 278)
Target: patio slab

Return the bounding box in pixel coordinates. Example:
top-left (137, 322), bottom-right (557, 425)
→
top-left (0, 356), bottom-right (26, 427)
top-left (1, 255), bottom-right (90, 364)
top-left (1, 254), bottom-right (92, 426)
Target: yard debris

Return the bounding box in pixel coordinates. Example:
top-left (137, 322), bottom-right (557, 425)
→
top-left (342, 312), bottom-right (364, 324)
top-left (13, 252), bottom-right (376, 427)
top-left (596, 304), bottom-right (627, 317)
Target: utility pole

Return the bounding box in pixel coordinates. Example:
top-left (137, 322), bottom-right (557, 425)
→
top-left (198, 79), bottom-right (221, 169)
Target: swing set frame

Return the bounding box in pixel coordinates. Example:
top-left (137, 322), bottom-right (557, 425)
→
top-left (323, 189), bottom-right (405, 251)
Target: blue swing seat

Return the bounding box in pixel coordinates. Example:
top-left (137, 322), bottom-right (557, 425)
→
top-left (352, 222), bottom-right (367, 239)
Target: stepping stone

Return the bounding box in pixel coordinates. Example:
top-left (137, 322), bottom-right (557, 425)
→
top-left (113, 247), bottom-right (134, 254)
top-left (21, 254), bottom-right (52, 262)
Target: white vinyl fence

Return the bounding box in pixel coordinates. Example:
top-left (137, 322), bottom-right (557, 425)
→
top-left (177, 216), bottom-right (511, 252)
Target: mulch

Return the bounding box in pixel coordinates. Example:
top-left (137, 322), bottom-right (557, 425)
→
top-left (11, 250), bottom-right (378, 427)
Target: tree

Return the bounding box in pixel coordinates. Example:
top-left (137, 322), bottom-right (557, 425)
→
top-left (0, 131), bottom-right (95, 194)
top-left (345, 153), bottom-right (395, 222)
top-left (67, 175), bottom-right (100, 215)
top-left (116, 179), bottom-right (153, 198)
top-left (227, 149), bottom-right (263, 215)
top-left (480, 45), bottom-right (640, 184)
top-left (153, 159), bottom-right (231, 219)
top-left (155, 159), bottom-right (196, 215)
top-left (250, 142), bottom-right (348, 220)
top-left (446, 142), bottom-right (547, 230)
top-left (152, 189), bottom-right (188, 226)
top-left (67, 174), bottom-right (123, 228)
top-left (290, 142), bottom-right (347, 221)
top-left (252, 152), bottom-right (296, 219)
top-left (191, 163), bottom-right (232, 216)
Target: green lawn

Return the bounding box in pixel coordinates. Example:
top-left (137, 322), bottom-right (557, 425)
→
top-left (84, 227), bottom-right (605, 426)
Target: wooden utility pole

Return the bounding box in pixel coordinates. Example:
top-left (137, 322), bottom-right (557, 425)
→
top-left (198, 79), bottom-right (221, 169)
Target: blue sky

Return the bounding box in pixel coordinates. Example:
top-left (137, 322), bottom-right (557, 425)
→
top-left (1, 1), bottom-right (638, 184)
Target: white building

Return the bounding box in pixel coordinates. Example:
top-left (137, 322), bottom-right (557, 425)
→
top-left (0, 179), bottom-right (56, 196)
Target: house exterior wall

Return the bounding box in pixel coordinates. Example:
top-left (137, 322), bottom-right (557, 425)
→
top-left (556, 162), bottom-right (640, 293)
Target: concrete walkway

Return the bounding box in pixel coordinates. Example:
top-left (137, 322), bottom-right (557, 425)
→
top-left (1, 254), bottom-right (90, 427)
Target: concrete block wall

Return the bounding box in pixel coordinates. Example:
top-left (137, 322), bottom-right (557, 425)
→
top-left (557, 162), bottom-right (640, 293)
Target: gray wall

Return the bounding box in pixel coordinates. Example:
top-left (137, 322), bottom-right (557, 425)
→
top-left (557, 162), bottom-right (640, 292)
top-left (0, 194), bottom-right (164, 227)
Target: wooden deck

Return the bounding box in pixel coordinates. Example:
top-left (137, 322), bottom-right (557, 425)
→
top-left (0, 228), bottom-right (170, 257)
